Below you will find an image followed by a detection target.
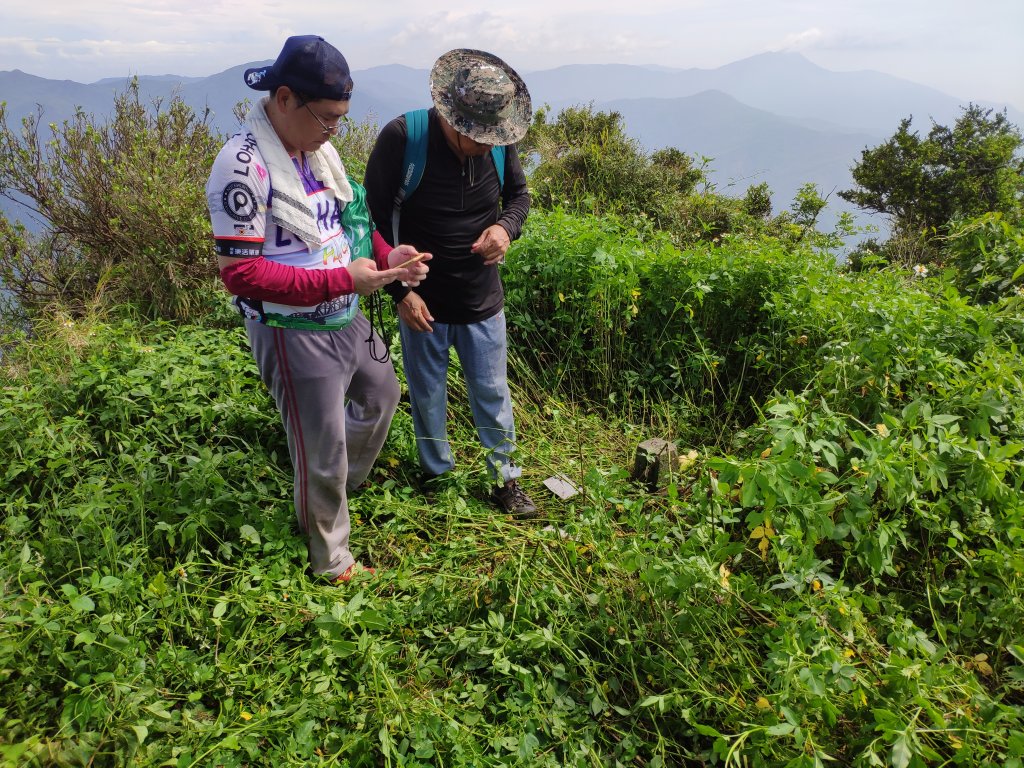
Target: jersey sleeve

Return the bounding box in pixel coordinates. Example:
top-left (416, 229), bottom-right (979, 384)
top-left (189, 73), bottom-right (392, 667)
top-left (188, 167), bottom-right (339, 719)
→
top-left (206, 133), bottom-right (270, 258)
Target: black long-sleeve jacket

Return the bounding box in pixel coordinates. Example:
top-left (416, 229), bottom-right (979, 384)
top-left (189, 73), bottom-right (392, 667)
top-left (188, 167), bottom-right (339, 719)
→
top-left (363, 108), bottom-right (531, 324)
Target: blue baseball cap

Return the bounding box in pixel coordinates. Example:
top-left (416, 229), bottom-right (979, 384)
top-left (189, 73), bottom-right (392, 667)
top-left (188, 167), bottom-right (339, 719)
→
top-left (243, 35), bottom-right (354, 101)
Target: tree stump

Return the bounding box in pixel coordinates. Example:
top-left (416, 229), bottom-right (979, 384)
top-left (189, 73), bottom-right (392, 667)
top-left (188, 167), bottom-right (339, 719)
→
top-left (631, 438), bottom-right (678, 491)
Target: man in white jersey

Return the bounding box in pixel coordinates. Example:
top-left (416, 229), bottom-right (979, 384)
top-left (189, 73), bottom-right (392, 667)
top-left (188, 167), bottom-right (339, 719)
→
top-left (206, 35), bottom-right (429, 582)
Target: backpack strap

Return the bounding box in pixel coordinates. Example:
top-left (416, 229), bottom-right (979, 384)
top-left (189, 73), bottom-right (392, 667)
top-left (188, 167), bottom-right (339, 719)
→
top-left (491, 145), bottom-right (506, 190)
top-left (392, 109), bottom-right (430, 245)
top-left (391, 109), bottom-right (508, 245)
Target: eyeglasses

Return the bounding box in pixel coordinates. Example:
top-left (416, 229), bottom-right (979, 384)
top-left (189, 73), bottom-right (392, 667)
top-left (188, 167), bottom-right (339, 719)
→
top-left (303, 103), bottom-right (347, 136)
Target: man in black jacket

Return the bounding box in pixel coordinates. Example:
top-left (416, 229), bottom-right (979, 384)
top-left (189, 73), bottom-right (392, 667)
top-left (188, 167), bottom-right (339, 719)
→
top-left (364, 49), bottom-right (537, 517)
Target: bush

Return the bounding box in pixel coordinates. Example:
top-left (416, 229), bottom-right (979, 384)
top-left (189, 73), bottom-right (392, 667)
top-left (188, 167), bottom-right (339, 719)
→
top-left (3, 221), bottom-right (1024, 766)
top-left (521, 105), bottom-right (703, 229)
top-left (840, 105), bottom-right (1024, 262)
top-left (944, 212), bottom-right (1024, 303)
top-left (504, 209), bottom-right (838, 439)
top-left (0, 81), bottom-right (222, 321)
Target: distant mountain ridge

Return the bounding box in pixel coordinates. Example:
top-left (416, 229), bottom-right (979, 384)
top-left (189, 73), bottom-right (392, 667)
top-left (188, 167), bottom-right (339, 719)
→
top-left (526, 52), bottom-right (1021, 137)
top-left (604, 90), bottom-right (880, 202)
top-left (2, 52), bottom-right (1021, 236)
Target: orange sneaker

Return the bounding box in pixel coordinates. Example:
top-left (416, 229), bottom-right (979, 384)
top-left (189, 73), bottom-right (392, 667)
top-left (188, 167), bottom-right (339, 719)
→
top-left (334, 563), bottom-right (377, 583)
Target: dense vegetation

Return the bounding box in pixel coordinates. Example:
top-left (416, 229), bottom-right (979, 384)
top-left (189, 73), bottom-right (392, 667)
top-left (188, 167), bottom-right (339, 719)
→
top-left (840, 105), bottom-right (1024, 267)
top-left (0, 87), bottom-right (1022, 766)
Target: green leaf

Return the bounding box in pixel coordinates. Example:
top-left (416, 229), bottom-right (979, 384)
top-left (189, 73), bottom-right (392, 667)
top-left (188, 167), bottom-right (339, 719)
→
top-left (212, 601), bottom-right (227, 619)
top-left (98, 575), bottom-right (122, 591)
top-left (70, 595), bottom-right (95, 613)
top-left (148, 571), bottom-right (167, 596)
top-left (891, 733), bottom-right (912, 768)
top-left (239, 524), bottom-right (261, 545)
top-left (694, 723), bottom-right (724, 738)
top-left (355, 610), bottom-right (388, 632)
top-left (145, 704), bottom-right (173, 720)
top-left (741, 476), bottom-right (759, 507)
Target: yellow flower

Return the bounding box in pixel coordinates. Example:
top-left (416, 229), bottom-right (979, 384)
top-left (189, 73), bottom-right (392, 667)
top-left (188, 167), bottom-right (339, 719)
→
top-left (240, 711), bottom-right (253, 721)
top-left (755, 697), bottom-right (771, 711)
top-left (875, 423), bottom-right (890, 437)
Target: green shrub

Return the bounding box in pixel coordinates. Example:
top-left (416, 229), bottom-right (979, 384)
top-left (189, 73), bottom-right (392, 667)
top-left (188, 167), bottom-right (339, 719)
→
top-left (521, 105), bottom-right (703, 229)
top-left (505, 209), bottom-right (838, 438)
top-left (3, 245), bottom-right (1024, 766)
top-left (944, 212), bottom-right (1024, 303)
top-left (0, 81), bottom-right (222, 321)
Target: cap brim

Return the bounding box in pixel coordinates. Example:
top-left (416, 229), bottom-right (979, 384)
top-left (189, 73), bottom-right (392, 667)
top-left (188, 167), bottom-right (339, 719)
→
top-left (243, 65), bottom-right (275, 91)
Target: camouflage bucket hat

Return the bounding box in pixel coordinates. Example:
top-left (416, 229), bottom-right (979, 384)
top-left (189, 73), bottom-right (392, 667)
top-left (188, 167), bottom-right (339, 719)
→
top-left (430, 49), bottom-right (532, 146)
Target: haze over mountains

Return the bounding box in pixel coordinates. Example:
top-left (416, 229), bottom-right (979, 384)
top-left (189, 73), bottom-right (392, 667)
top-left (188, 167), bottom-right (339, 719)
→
top-left (2, 52), bottom-right (1021, 235)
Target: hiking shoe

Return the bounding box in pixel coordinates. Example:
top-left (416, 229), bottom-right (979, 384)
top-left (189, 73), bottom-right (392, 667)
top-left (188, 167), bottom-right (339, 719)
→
top-left (490, 480), bottom-right (539, 519)
top-left (334, 563), bottom-right (376, 583)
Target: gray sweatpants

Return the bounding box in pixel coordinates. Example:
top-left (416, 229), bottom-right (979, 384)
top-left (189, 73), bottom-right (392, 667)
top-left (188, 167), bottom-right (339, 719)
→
top-left (246, 312), bottom-right (400, 578)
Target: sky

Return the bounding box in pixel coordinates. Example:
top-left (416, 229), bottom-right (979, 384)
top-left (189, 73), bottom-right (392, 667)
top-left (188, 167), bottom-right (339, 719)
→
top-left (1, 0), bottom-right (1022, 110)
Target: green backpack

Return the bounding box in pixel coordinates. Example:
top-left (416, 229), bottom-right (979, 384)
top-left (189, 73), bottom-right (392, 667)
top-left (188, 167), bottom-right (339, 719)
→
top-left (390, 108), bottom-right (507, 244)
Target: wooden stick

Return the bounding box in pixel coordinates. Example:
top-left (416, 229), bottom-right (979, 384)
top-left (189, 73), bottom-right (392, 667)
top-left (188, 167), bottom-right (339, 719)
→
top-left (392, 253), bottom-right (427, 270)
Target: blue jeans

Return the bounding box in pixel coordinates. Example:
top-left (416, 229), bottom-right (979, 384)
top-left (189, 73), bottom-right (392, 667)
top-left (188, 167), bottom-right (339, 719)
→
top-left (399, 310), bottom-right (521, 483)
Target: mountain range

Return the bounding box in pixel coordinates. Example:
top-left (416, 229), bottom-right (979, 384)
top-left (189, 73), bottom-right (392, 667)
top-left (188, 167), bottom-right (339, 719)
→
top-left (2, 52), bottom-right (1021, 236)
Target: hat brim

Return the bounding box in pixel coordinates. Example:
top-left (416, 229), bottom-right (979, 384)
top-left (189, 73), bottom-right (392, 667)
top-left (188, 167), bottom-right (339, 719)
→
top-left (430, 49), bottom-right (532, 146)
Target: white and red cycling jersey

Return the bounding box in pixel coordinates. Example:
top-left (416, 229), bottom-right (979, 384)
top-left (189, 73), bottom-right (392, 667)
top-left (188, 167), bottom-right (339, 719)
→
top-left (206, 132), bottom-right (358, 330)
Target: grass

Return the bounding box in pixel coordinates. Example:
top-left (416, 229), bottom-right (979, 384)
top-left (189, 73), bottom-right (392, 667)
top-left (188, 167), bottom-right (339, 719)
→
top-left (0, 317), bottom-right (688, 766)
top-left (2, 250), bottom-right (1023, 766)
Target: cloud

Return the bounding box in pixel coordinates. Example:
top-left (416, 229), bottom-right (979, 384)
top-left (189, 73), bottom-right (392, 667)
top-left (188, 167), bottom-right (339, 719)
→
top-left (779, 27), bottom-right (825, 51)
top-left (0, 36), bottom-right (212, 77)
top-left (386, 9), bottom-right (668, 69)
top-left (1, 0), bottom-right (1020, 107)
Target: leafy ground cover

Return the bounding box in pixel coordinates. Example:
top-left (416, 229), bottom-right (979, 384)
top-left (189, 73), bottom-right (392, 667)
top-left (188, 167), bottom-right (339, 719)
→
top-left (2, 214), bottom-right (1023, 766)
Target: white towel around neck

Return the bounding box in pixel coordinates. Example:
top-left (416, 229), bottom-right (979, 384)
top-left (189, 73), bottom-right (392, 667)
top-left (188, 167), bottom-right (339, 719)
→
top-left (245, 97), bottom-right (354, 252)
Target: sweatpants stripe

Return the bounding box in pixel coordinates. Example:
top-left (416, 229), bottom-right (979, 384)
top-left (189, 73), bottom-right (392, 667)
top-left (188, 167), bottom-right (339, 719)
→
top-left (274, 328), bottom-right (309, 532)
